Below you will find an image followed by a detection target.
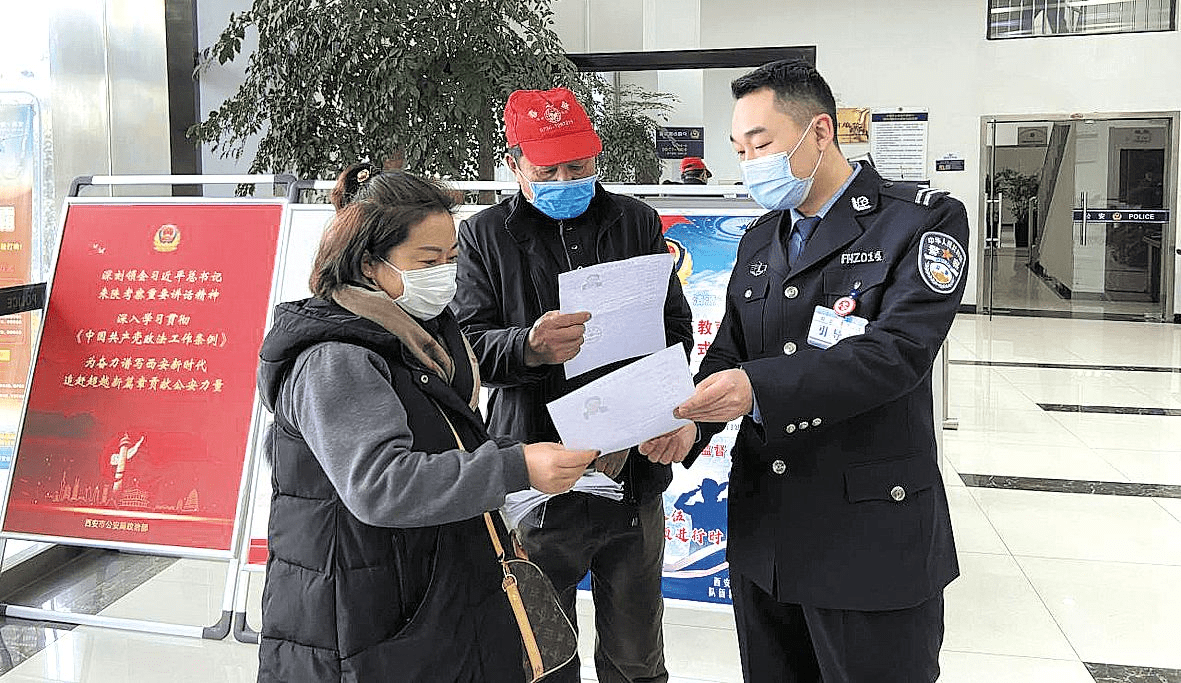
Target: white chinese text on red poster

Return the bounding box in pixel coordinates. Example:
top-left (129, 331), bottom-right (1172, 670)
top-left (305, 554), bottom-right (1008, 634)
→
top-left (2, 203), bottom-right (282, 553)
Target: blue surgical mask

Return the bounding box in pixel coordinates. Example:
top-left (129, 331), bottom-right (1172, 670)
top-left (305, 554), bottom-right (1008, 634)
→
top-left (740, 118), bottom-right (823, 212)
top-left (526, 174), bottom-right (598, 220)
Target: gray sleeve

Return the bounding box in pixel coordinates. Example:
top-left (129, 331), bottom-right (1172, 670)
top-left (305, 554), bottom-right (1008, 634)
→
top-left (280, 342), bottom-right (531, 528)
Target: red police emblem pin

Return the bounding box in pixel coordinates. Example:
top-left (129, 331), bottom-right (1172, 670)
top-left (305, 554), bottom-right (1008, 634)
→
top-left (833, 296), bottom-right (857, 317)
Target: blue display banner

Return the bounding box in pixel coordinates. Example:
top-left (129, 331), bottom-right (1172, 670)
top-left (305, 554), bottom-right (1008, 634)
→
top-left (657, 212), bottom-right (762, 604)
top-left (574, 211), bottom-right (762, 605)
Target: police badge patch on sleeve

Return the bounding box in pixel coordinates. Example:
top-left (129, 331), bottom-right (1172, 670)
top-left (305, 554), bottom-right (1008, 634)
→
top-left (918, 231), bottom-right (965, 294)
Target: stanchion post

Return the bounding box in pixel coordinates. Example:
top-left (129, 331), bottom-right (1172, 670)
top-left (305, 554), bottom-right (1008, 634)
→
top-left (941, 339), bottom-right (958, 431)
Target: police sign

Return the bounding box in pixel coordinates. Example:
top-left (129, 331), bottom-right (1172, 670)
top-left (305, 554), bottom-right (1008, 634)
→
top-left (1071, 209), bottom-right (1170, 223)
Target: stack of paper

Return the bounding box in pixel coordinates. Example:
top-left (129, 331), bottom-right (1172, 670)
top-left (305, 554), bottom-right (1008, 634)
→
top-left (503, 472), bottom-right (624, 528)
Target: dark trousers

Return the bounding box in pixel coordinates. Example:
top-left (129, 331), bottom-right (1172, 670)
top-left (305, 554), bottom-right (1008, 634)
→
top-left (517, 493), bottom-right (668, 683)
top-left (731, 570), bottom-right (944, 683)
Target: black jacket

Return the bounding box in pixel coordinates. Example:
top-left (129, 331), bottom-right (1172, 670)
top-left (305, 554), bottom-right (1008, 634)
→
top-left (256, 298), bottom-right (524, 682)
top-left (695, 163), bottom-right (966, 611)
top-left (454, 186), bottom-right (694, 503)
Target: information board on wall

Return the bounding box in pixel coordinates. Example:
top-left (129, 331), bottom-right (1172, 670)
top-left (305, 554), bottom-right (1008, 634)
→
top-left (1, 201), bottom-right (283, 554)
top-left (871, 110), bottom-right (929, 181)
top-left (656, 127), bottom-right (705, 160)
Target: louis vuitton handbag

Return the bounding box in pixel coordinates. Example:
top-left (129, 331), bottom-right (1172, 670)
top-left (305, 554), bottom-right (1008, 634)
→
top-left (482, 512), bottom-right (579, 681)
top-left (435, 403), bottom-right (578, 681)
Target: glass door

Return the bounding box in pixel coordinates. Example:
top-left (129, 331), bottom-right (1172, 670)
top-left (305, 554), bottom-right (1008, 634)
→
top-left (982, 115), bottom-right (1174, 321)
top-left (1070, 118), bottom-right (1171, 319)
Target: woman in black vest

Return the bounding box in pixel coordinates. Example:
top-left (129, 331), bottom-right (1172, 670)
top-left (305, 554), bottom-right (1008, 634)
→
top-left (256, 166), bottom-right (596, 682)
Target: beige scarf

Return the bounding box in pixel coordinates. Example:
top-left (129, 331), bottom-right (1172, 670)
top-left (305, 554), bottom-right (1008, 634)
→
top-left (332, 285), bottom-right (481, 410)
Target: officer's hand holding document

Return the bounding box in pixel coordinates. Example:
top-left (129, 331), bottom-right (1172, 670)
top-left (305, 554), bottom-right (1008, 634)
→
top-left (503, 345), bottom-right (696, 527)
top-left (559, 253), bottom-right (675, 378)
top-left (503, 255), bottom-right (687, 527)
top-left (546, 344), bottom-right (695, 454)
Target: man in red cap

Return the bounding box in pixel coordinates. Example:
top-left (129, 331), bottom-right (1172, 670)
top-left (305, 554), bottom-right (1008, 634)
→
top-left (679, 156), bottom-right (712, 185)
top-left (454, 87), bottom-right (696, 683)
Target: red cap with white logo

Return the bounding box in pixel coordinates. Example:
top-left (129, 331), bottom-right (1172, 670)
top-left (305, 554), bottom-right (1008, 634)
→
top-left (504, 87), bottom-right (603, 166)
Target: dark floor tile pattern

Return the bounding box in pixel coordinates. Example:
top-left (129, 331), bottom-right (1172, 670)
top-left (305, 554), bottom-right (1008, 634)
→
top-left (0, 550), bottom-right (177, 674)
top-left (959, 473), bottom-right (1181, 499)
top-left (1038, 403), bottom-right (1181, 416)
top-left (3, 551), bottom-right (176, 617)
top-left (951, 359), bottom-right (1181, 373)
top-left (1086, 662), bottom-right (1181, 682)
top-left (0, 621), bottom-right (71, 674)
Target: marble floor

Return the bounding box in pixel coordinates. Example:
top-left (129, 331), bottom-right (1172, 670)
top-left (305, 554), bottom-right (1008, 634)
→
top-left (986, 244), bottom-right (1164, 320)
top-left (0, 313), bottom-right (1178, 682)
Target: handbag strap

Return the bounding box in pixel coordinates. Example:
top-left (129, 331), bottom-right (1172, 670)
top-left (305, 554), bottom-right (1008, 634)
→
top-left (430, 399), bottom-right (512, 564)
top-left (432, 400), bottom-right (548, 678)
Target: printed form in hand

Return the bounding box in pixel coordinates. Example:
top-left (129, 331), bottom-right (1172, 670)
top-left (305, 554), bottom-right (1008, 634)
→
top-left (547, 344), bottom-right (694, 454)
top-left (558, 252), bottom-right (674, 378)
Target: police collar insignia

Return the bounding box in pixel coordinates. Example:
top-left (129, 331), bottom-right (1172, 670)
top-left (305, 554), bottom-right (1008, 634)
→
top-left (919, 231), bottom-right (965, 294)
top-left (851, 196), bottom-right (871, 211)
top-left (749, 261), bottom-right (768, 276)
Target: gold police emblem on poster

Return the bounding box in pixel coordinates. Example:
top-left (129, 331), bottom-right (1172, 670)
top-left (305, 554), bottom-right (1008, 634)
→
top-left (153, 224), bottom-right (181, 253)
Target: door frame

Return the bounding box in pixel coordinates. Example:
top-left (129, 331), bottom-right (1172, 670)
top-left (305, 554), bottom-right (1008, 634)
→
top-left (977, 110), bottom-right (1179, 321)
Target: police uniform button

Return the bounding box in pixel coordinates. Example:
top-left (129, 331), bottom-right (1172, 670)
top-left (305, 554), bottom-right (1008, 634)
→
top-left (784, 286), bottom-right (799, 299)
top-left (812, 418), bottom-right (822, 427)
top-left (420, 374), bottom-right (430, 384)
top-left (785, 424), bottom-right (796, 434)
top-left (883, 181), bottom-right (894, 188)
top-left (853, 280), bottom-right (863, 290)
top-left (744, 288), bottom-right (753, 299)
top-left (570, 244), bottom-right (579, 250)
top-left (890, 485), bottom-right (906, 502)
top-left (783, 341), bottom-right (797, 355)
top-left (772, 460), bottom-right (787, 475)
top-left (798, 421), bottom-right (809, 430)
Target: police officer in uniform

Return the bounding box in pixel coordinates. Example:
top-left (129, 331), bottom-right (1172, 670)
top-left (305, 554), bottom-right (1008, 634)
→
top-left (675, 60), bottom-right (967, 682)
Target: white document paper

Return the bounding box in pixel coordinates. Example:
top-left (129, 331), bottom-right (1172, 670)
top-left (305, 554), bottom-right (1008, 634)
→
top-left (559, 252), bottom-right (674, 378)
top-left (546, 344), bottom-right (694, 454)
top-left (502, 472), bottom-right (624, 528)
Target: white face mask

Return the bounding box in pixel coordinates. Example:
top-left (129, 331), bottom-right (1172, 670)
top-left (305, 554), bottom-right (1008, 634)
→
top-left (381, 258), bottom-right (458, 320)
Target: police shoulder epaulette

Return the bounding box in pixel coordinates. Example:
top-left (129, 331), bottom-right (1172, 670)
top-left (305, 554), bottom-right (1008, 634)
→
top-left (879, 181), bottom-right (950, 208)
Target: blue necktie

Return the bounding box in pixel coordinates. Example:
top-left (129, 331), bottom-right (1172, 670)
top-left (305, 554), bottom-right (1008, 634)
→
top-left (788, 215), bottom-right (820, 268)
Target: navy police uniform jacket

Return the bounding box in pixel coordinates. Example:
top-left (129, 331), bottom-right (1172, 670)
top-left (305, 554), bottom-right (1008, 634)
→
top-left (694, 162), bottom-right (967, 611)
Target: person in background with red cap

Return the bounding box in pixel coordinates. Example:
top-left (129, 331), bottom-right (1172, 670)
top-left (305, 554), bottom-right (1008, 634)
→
top-left (454, 87), bottom-right (696, 683)
top-left (680, 157), bottom-right (712, 185)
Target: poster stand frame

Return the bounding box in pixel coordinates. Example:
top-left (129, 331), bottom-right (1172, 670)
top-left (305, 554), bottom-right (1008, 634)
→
top-left (230, 181), bottom-right (331, 644)
top-left (0, 174), bottom-right (295, 640)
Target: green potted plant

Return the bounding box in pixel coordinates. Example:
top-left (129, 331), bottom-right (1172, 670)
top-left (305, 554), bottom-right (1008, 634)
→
top-left (992, 168), bottom-right (1039, 248)
top-left (577, 77), bottom-right (676, 184)
top-left (190, 0), bottom-right (673, 185)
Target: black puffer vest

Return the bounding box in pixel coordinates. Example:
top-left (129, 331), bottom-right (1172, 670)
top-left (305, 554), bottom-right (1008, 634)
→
top-left (256, 297), bottom-right (523, 683)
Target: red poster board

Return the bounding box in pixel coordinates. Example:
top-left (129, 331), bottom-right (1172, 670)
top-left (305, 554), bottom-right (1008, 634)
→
top-left (1, 201), bottom-right (283, 555)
